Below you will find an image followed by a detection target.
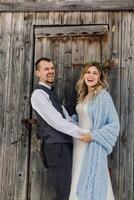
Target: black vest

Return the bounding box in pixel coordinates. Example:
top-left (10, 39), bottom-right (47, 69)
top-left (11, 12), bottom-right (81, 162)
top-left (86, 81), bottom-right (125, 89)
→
top-left (34, 84), bottom-right (73, 144)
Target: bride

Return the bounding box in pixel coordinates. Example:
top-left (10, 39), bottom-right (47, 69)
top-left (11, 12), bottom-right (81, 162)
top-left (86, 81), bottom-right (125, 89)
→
top-left (69, 62), bottom-right (120, 200)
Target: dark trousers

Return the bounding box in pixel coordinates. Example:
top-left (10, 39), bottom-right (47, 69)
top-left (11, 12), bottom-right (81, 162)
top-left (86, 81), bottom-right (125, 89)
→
top-left (44, 143), bottom-right (73, 200)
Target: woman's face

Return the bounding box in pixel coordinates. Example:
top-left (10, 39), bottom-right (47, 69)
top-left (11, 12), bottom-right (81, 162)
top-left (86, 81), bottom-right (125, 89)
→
top-left (84, 66), bottom-right (100, 88)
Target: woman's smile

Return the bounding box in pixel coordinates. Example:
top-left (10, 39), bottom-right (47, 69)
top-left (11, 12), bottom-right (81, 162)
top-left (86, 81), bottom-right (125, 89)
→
top-left (84, 66), bottom-right (100, 88)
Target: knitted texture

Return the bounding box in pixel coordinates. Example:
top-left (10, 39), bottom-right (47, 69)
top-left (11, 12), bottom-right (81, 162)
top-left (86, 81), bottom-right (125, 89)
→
top-left (77, 89), bottom-right (120, 200)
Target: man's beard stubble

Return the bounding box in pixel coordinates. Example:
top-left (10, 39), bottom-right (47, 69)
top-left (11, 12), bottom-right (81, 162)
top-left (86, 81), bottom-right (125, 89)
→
top-left (46, 80), bottom-right (54, 84)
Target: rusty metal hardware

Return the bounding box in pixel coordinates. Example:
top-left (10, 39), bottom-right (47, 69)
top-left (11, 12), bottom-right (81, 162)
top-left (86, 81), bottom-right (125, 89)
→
top-left (32, 134), bottom-right (49, 169)
top-left (32, 134), bottom-right (41, 152)
top-left (21, 118), bottom-right (37, 128)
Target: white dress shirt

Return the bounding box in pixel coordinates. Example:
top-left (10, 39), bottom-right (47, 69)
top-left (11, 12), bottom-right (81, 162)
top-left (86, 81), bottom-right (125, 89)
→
top-left (31, 82), bottom-right (82, 138)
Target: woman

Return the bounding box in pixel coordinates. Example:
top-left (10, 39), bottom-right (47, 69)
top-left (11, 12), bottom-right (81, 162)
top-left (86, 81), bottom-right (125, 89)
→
top-left (69, 62), bottom-right (120, 200)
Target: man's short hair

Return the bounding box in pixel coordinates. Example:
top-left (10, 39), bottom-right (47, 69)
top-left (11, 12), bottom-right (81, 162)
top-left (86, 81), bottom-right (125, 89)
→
top-left (35, 57), bottom-right (53, 70)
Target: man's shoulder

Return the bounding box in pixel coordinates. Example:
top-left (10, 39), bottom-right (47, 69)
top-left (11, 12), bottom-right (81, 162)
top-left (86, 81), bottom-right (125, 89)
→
top-left (31, 88), bottom-right (49, 99)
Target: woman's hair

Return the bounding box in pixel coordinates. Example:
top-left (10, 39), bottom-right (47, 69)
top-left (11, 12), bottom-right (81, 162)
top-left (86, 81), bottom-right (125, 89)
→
top-left (76, 62), bottom-right (108, 102)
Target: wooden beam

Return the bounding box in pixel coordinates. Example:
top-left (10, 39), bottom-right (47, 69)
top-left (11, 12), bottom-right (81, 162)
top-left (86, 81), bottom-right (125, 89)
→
top-left (35, 25), bottom-right (108, 37)
top-left (0, 1), bottom-right (134, 12)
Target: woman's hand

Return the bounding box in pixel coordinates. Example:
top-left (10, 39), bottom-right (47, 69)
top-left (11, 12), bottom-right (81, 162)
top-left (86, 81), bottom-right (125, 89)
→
top-left (80, 133), bottom-right (92, 143)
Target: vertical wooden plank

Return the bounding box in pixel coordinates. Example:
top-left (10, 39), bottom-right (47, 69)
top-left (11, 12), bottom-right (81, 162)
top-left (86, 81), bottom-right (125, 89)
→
top-left (64, 37), bottom-right (72, 69)
top-left (127, 13), bottom-right (134, 200)
top-left (0, 11), bottom-right (35, 200)
top-left (0, 11), bottom-right (30, 200)
top-left (48, 12), bottom-right (64, 25)
top-left (63, 12), bottom-right (84, 114)
top-left (92, 11), bottom-right (108, 24)
top-left (0, 13), bottom-right (15, 200)
top-left (63, 37), bottom-right (73, 106)
top-left (56, 37), bottom-right (65, 98)
top-left (19, 12), bottom-right (36, 200)
top-left (108, 12), bottom-right (122, 200)
top-left (52, 37), bottom-right (60, 98)
top-left (100, 33), bottom-right (109, 64)
top-left (119, 12), bottom-right (133, 200)
top-left (64, 15), bottom-right (81, 114)
top-left (80, 12), bottom-right (93, 24)
top-left (0, 12), bottom-right (3, 197)
top-left (9, 13), bottom-right (26, 200)
top-left (45, 37), bottom-right (53, 58)
top-left (63, 12), bottom-right (81, 25)
top-left (36, 12), bottom-right (49, 25)
top-left (92, 11), bottom-right (109, 63)
top-left (83, 36), bottom-right (101, 63)
top-left (71, 36), bottom-right (84, 114)
top-left (92, 10), bottom-right (108, 76)
top-left (34, 37), bottom-right (44, 59)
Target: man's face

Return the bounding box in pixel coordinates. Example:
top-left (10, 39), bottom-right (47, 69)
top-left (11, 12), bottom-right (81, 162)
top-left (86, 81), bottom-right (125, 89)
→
top-left (36, 60), bottom-right (55, 85)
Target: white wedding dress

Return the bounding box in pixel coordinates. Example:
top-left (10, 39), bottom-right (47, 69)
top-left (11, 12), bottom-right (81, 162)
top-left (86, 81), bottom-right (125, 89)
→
top-left (69, 102), bottom-right (115, 200)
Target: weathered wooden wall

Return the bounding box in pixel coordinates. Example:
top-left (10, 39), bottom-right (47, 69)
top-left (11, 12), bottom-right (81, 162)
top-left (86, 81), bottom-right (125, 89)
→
top-left (0, 1), bottom-right (134, 200)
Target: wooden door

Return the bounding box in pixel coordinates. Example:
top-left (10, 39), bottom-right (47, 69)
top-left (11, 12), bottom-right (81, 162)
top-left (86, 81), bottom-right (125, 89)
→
top-left (29, 25), bottom-right (109, 200)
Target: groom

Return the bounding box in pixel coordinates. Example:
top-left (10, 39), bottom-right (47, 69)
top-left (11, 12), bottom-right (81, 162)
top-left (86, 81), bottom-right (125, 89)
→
top-left (31, 57), bottom-right (91, 200)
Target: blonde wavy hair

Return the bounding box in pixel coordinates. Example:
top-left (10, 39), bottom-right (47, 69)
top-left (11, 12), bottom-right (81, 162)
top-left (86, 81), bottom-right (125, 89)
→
top-left (76, 62), bottom-right (108, 103)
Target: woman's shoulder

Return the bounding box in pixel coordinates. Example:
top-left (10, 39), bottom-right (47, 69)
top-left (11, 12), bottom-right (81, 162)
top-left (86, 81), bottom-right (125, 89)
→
top-left (97, 89), bottom-right (113, 103)
top-left (98, 89), bottom-right (110, 98)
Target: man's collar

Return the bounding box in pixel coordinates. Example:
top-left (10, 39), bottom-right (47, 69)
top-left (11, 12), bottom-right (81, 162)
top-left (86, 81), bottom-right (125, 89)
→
top-left (39, 82), bottom-right (51, 90)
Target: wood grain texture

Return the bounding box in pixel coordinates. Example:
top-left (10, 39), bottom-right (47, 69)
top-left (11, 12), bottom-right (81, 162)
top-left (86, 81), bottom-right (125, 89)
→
top-left (0, 12), bottom-right (15, 200)
top-left (119, 12), bottom-right (133, 200)
top-left (0, 8), bottom-right (134, 200)
top-left (107, 12), bottom-right (122, 200)
top-left (35, 25), bottom-right (108, 37)
top-left (0, 1), bottom-right (134, 12)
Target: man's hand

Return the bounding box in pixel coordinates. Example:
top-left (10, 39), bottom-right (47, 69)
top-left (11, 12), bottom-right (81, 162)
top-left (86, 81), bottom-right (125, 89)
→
top-left (80, 133), bottom-right (92, 143)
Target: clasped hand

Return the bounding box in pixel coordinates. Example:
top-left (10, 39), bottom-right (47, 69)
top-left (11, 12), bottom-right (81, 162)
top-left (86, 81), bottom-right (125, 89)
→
top-left (80, 133), bottom-right (92, 143)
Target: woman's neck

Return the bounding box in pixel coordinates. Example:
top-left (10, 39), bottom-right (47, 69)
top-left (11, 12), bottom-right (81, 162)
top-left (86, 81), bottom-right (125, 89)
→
top-left (88, 86), bottom-right (95, 94)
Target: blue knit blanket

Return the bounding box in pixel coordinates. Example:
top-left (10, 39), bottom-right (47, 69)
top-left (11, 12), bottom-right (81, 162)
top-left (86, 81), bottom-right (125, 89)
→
top-left (77, 89), bottom-right (120, 200)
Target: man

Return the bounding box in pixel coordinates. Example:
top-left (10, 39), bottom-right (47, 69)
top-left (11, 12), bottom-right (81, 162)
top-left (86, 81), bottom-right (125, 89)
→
top-left (31, 57), bottom-right (91, 200)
